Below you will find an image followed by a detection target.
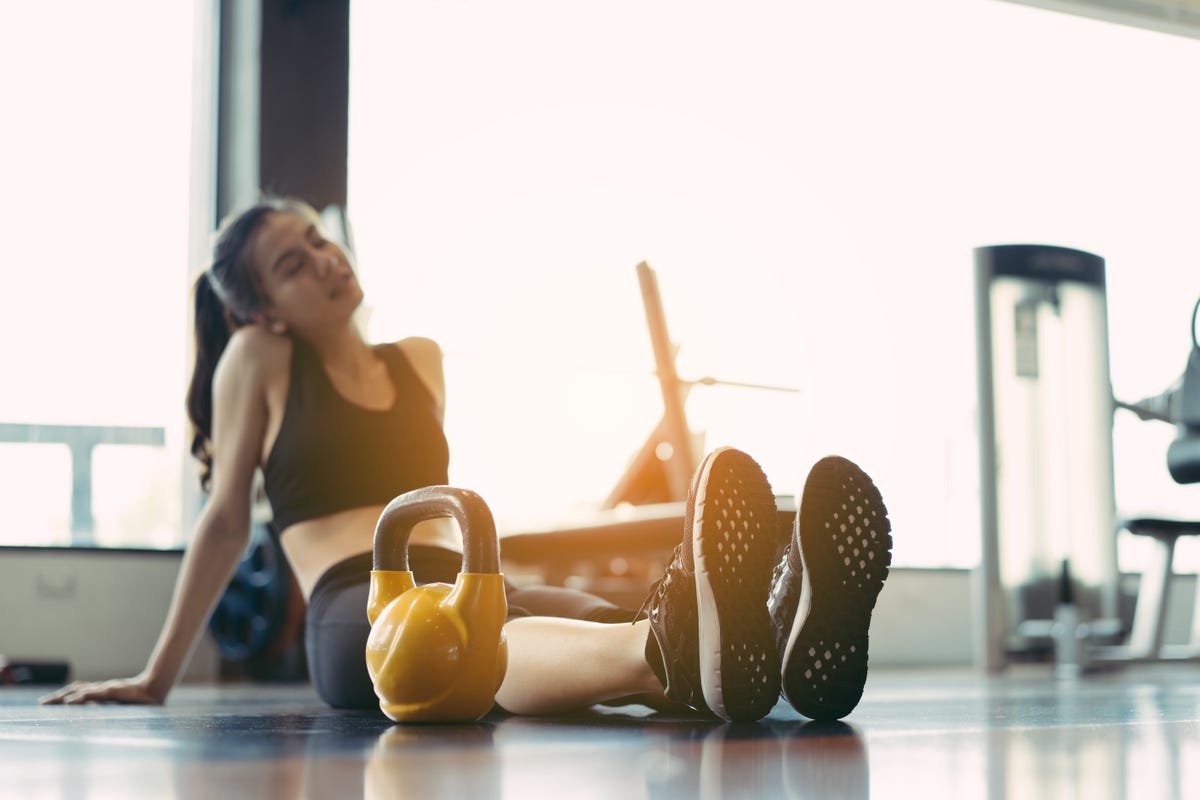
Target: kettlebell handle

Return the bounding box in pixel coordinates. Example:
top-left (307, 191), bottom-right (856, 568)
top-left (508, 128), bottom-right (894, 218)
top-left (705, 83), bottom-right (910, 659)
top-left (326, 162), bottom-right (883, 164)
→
top-left (373, 486), bottom-right (500, 574)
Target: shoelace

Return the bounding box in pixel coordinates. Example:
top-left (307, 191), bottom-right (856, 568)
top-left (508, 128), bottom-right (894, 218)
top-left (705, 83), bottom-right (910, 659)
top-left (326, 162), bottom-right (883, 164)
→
top-left (634, 543), bottom-right (685, 623)
top-left (768, 545), bottom-right (800, 610)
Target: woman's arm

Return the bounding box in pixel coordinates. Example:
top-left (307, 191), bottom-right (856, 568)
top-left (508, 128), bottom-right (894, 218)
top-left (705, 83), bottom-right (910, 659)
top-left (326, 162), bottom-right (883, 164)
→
top-left (40, 497), bottom-right (254, 704)
top-left (41, 330), bottom-right (274, 704)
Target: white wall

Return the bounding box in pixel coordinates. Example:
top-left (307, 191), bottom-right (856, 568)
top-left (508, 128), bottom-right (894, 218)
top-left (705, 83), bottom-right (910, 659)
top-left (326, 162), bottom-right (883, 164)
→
top-left (871, 569), bottom-right (976, 666)
top-left (0, 550), bottom-right (1001, 674)
top-left (0, 548), bottom-right (218, 683)
top-left (4, 549), bottom-right (1196, 679)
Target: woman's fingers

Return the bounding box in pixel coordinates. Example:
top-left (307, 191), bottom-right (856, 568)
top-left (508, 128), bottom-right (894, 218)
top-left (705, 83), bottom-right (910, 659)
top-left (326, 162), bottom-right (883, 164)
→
top-left (39, 679), bottom-right (159, 706)
top-left (38, 681), bottom-right (86, 704)
top-left (61, 682), bottom-right (116, 704)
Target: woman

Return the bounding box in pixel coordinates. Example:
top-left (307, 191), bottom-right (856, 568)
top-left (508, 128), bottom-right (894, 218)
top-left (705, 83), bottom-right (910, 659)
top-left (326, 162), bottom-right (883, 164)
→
top-left (40, 197), bottom-right (892, 722)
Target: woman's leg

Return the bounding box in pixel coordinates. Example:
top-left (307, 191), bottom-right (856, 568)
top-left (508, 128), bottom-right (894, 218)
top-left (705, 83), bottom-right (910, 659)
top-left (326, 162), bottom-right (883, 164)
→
top-left (495, 617), bottom-right (665, 715)
top-left (305, 554), bottom-right (377, 709)
top-left (303, 548), bottom-right (644, 712)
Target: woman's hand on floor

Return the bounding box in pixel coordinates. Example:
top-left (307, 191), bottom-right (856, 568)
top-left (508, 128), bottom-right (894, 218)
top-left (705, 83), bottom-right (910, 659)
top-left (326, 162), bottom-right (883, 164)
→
top-left (39, 674), bottom-right (166, 706)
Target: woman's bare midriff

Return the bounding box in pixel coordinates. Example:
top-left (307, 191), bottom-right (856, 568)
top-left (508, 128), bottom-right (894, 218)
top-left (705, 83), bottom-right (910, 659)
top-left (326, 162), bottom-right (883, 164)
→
top-left (278, 505), bottom-right (464, 601)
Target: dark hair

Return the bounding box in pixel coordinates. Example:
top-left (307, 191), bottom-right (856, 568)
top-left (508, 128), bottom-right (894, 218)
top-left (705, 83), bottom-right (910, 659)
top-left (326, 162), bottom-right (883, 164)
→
top-left (186, 196), bottom-right (320, 491)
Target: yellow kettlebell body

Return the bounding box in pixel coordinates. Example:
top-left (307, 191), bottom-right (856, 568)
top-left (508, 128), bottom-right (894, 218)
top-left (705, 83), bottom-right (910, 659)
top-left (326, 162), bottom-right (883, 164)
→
top-left (365, 487), bottom-right (509, 723)
top-left (366, 571), bottom-right (507, 722)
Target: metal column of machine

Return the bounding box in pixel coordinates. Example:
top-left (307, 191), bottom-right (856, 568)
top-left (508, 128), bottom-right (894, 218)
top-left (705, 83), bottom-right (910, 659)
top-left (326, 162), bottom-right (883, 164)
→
top-left (974, 244), bottom-right (1119, 671)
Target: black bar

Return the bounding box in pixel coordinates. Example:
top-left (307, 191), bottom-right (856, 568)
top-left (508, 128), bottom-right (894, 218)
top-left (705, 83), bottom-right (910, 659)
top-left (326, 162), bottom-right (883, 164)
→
top-left (975, 244), bottom-right (1105, 288)
top-left (0, 424), bottom-right (165, 446)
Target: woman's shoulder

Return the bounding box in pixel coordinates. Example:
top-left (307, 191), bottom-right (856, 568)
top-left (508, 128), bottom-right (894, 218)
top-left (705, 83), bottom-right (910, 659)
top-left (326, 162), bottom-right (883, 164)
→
top-left (391, 336), bottom-right (443, 364)
top-left (219, 326), bottom-right (293, 380)
top-left (387, 337), bottom-right (445, 409)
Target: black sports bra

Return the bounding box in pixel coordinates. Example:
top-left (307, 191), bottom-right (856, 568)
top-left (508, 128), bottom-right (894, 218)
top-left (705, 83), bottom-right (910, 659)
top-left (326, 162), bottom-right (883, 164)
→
top-left (263, 339), bottom-right (450, 532)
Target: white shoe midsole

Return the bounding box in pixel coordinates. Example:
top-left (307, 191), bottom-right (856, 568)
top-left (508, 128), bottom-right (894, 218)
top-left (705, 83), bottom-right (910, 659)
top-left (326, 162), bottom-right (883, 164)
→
top-left (693, 448), bottom-right (728, 719)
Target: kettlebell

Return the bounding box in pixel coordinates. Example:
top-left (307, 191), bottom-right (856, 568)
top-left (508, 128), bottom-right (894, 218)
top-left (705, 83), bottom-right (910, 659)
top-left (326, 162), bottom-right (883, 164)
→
top-left (365, 486), bottom-right (508, 723)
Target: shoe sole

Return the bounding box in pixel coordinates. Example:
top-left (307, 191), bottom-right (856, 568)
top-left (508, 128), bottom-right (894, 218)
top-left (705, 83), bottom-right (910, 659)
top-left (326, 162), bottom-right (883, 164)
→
top-left (692, 447), bottom-right (784, 722)
top-left (782, 456), bottom-right (892, 720)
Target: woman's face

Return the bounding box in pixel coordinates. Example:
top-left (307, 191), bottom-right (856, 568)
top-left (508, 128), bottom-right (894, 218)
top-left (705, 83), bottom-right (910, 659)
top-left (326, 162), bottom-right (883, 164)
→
top-left (248, 210), bottom-right (363, 334)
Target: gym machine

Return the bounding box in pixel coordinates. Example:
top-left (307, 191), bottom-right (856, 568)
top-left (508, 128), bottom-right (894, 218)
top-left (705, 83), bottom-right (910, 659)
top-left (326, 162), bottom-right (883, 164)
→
top-left (975, 244), bottom-right (1200, 674)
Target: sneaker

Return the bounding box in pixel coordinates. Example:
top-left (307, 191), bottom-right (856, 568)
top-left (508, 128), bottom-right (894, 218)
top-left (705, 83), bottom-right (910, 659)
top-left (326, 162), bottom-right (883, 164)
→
top-left (642, 446), bottom-right (787, 722)
top-left (770, 456), bottom-right (892, 720)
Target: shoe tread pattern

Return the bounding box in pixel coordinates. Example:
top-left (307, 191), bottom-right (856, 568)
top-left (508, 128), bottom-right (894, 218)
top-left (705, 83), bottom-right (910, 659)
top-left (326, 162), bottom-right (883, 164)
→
top-left (694, 448), bottom-right (785, 722)
top-left (784, 456), bottom-right (892, 720)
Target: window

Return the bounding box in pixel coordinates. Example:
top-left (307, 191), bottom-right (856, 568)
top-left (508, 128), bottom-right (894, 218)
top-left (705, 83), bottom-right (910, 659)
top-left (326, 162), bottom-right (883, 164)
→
top-left (348, 0), bottom-right (1200, 568)
top-left (0, 2), bottom-right (203, 548)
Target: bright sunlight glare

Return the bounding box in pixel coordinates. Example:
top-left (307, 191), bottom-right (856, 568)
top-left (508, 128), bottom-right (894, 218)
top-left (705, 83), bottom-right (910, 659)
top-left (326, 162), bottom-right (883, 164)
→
top-left (347, 0), bottom-right (1200, 567)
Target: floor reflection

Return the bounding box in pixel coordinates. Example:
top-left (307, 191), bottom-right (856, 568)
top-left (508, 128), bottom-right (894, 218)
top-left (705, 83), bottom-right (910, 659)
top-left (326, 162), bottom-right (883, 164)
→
top-left (978, 716), bottom-right (1197, 800)
top-left (863, 673), bottom-right (1200, 800)
top-left (361, 716), bottom-right (869, 800)
top-left (6, 667), bottom-right (1200, 800)
top-left (363, 724), bottom-right (501, 800)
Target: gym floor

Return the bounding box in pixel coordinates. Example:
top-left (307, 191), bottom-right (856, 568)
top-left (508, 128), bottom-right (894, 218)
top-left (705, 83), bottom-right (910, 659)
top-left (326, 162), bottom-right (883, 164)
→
top-left (2, 664), bottom-right (1197, 799)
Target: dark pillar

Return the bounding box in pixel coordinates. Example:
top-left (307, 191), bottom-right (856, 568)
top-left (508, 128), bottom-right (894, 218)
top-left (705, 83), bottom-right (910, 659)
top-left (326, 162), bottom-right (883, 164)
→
top-left (258, 0), bottom-right (350, 211)
top-left (216, 0), bottom-right (349, 220)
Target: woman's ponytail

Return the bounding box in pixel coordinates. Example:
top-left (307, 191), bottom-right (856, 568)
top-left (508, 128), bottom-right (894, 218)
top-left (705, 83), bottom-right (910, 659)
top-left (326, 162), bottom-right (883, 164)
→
top-left (186, 273), bottom-right (233, 492)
